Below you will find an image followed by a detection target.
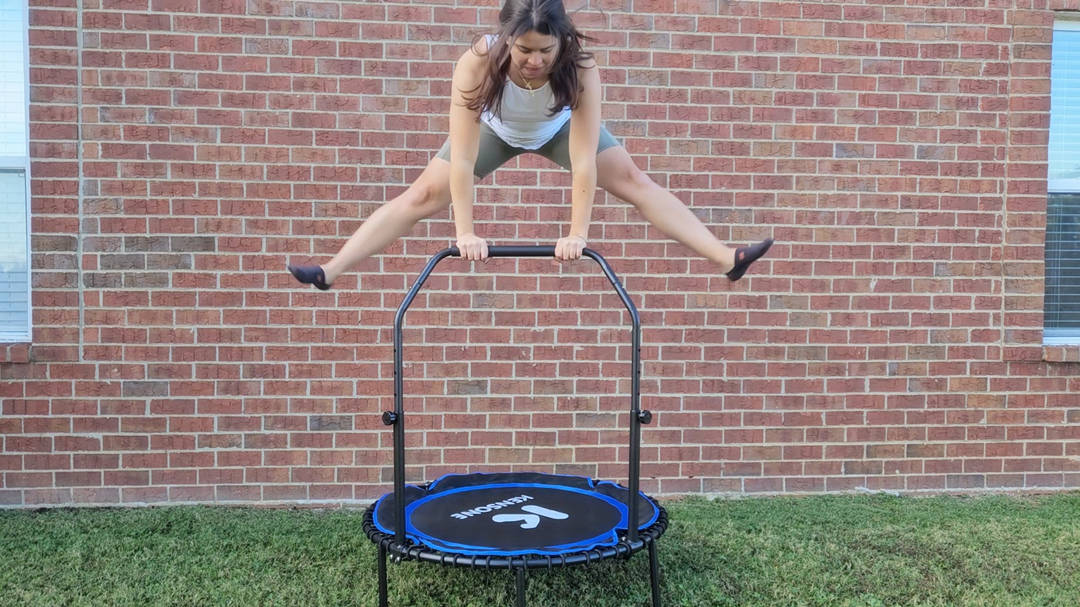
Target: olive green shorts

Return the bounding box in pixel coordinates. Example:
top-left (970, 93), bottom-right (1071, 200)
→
top-left (435, 120), bottom-right (621, 179)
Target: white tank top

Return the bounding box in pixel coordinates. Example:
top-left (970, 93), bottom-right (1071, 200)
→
top-left (479, 37), bottom-right (572, 149)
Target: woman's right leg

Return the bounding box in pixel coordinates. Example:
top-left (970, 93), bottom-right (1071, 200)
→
top-left (298, 157), bottom-right (453, 287)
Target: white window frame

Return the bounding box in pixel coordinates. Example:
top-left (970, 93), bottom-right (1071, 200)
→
top-left (0, 0), bottom-right (31, 343)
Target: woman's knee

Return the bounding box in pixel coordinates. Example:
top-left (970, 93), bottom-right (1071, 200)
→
top-left (599, 152), bottom-right (652, 196)
top-left (399, 162), bottom-right (452, 214)
top-left (623, 164), bottom-right (652, 190)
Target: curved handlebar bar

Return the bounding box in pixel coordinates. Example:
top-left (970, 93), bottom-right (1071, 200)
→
top-left (448, 245), bottom-right (590, 259)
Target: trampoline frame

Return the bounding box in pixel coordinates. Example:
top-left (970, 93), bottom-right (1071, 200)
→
top-left (370, 245), bottom-right (664, 607)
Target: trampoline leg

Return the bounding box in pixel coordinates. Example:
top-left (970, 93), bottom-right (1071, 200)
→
top-left (515, 567), bottom-right (527, 607)
top-left (378, 543), bottom-right (388, 607)
top-left (648, 540), bottom-right (661, 607)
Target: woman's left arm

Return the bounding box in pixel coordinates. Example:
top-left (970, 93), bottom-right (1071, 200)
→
top-left (557, 63), bottom-right (602, 261)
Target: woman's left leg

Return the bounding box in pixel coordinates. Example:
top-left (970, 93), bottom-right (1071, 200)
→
top-left (595, 145), bottom-right (739, 271)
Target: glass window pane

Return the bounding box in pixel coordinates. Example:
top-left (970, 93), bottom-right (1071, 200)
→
top-left (0, 1), bottom-right (27, 158)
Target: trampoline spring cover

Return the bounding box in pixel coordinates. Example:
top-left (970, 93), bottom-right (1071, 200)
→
top-left (373, 472), bottom-right (660, 556)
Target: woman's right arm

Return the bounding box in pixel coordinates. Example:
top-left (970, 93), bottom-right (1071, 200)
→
top-left (448, 40), bottom-right (488, 261)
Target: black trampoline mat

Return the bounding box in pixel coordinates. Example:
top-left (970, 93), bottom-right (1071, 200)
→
top-left (373, 472), bottom-right (660, 555)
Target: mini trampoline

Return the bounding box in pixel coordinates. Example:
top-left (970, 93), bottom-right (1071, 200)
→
top-left (363, 246), bottom-right (666, 607)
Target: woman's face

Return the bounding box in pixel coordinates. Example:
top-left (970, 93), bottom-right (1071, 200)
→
top-left (508, 30), bottom-right (560, 80)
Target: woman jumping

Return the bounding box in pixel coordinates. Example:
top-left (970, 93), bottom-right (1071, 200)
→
top-left (289, 0), bottom-right (773, 290)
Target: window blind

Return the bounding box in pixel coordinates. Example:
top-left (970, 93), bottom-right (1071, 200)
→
top-left (0, 171), bottom-right (29, 341)
top-left (1045, 193), bottom-right (1080, 340)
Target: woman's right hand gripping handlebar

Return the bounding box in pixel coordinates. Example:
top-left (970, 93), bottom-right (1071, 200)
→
top-left (456, 233), bottom-right (489, 261)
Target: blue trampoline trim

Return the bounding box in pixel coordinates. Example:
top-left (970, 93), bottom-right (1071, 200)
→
top-left (372, 479), bottom-right (660, 556)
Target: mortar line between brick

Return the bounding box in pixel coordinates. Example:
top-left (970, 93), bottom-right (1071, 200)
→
top-left (76, 0), bottom-right (84, 364)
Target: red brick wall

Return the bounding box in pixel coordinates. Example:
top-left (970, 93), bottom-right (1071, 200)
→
top-left (3, 0), bottom-right (1080, 507)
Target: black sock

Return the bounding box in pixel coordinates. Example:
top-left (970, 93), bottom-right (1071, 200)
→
top-left (726, 238), bottom-right (773, 282)
top-left (288, 265), bottom-right (331, 290)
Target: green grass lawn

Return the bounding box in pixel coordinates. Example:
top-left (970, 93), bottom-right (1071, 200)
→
top-left (2, 492), bottom-right (1079, 606)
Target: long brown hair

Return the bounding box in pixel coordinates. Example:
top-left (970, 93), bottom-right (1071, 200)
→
top-left (465, 0), bottom-right (594, 118)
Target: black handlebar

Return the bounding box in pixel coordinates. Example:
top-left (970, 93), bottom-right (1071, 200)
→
top-left (448, 245), bottom-right (593, 259)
